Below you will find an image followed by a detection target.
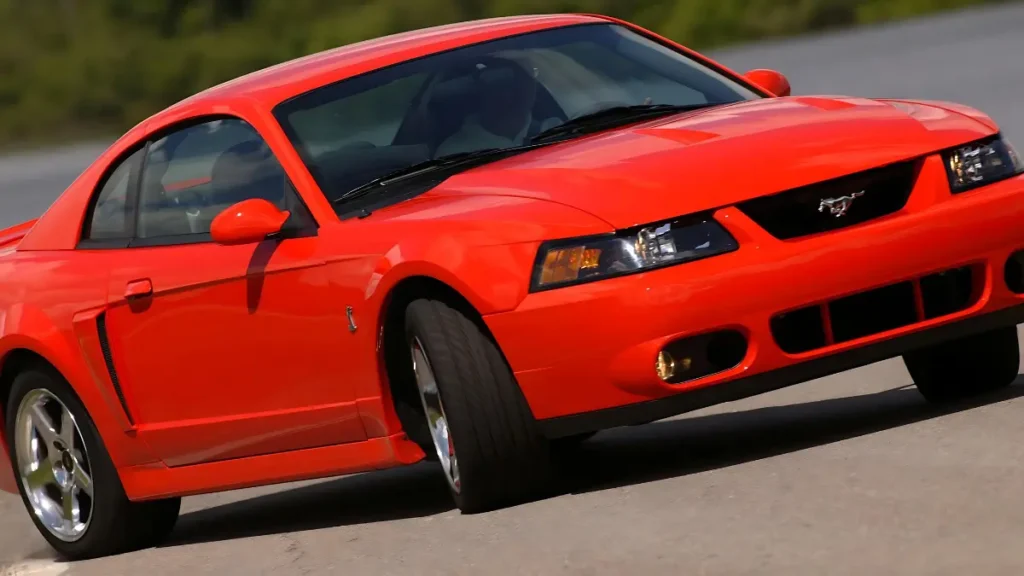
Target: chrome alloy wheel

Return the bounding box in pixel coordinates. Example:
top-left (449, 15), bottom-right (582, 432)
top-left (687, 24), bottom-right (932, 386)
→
top-left (410, 337), bottom-right (461, 494)
top-left (14, 389), bottom-right (94, 542)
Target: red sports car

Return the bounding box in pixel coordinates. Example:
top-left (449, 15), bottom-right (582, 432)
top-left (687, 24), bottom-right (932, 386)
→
top-left (3, 13), bottom-right (1023, 559)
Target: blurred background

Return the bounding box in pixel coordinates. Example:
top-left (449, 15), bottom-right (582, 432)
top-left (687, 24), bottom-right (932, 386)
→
top-left (0, 0), bottom-right (1018, 149)
top-left (3, 0), bottom-right (1020, 230)
top-left (3, 0), bottom-right (1023, 228)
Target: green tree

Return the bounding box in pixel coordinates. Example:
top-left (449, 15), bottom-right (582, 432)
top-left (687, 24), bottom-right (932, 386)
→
top-left (0, 0), bottom-right (1010, 147)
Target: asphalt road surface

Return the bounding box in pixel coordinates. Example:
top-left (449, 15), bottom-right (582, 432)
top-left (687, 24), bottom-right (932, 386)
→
top-left (3, 4), bottom-right (1024, 575)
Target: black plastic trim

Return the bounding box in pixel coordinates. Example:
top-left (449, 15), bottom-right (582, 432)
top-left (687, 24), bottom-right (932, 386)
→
top-left (539, 302), bottom-right (1024, 438)
top-left (96, 312), bottom-right (134, 425)
top-left (735, 159), bottom-right (919, 240)
top-left (77, 238), bottom-right (131, 250)
top-left (1006, 251), bottom-right (1024, 294)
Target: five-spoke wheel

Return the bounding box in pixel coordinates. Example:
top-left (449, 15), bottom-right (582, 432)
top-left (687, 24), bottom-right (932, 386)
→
top-left (5, 365), bottom-right (181, 560)
top-left (410, 337), bottom-right (461, 494)
top-left (14, 389), bottom-right (94, 542)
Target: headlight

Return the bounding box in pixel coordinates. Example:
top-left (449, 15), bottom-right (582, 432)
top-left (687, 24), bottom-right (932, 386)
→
top-left (531, 213), bottom-right (738, 292)
top-left (944, 135), bottom-right (1022, 193)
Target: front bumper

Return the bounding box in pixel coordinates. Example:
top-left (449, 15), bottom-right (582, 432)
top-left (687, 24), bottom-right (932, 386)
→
top-left (483, 157), bottom-right (1024, 437)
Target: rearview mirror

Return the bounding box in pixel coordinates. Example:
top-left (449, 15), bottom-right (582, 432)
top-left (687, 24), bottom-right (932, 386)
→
top-left (210, 198), bottom-right (290, 245)
top-left (743, 69), bottom-right (792, 97)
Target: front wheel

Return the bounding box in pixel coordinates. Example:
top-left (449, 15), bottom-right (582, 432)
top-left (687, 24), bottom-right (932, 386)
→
top-left (903, 326), bottom-right (1020, 404)
top-left (5, 366), bottom-right (181, 560)
top-left (404, 298), bottom-right (556, 513)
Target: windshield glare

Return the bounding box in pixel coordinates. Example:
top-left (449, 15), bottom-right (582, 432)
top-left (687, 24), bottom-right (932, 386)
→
top-left (273, 23), bottom-right (761, 206)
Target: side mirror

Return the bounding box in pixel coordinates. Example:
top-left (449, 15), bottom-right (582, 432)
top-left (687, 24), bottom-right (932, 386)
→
top-left (210, 198), bottom-right (290, 245)
top-left (743, 69), bottom-right (792, 97)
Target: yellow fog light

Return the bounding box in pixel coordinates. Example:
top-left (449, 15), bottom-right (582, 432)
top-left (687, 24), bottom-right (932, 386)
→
top-left (656, 350), bottom-right (676, 381)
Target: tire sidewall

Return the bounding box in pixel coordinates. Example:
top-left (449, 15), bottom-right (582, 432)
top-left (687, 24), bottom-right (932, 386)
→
top-left (905, 326), bottom-right (1019, 402)
top-left (403, 308), bottom-right (468, 509)
top-left (5, 367), bottom-right (128, 560)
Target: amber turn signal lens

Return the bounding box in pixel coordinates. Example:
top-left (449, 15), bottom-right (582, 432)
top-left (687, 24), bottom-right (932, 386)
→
top-left (539, 247), bottom-right (601, 285)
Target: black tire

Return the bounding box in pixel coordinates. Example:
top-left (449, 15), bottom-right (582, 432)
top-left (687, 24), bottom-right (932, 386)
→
top-left (903, 326), bottom-right (1020, 404)
top-left (5, 365), bottom-right (181, 560)
top-left (551, 431), bottom-right (597, 451)
top-left (404, 298), bottom-right (555, 513)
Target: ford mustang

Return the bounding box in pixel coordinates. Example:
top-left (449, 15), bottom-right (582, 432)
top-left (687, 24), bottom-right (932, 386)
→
top-left (2, 14), bottom-right (1023, 560)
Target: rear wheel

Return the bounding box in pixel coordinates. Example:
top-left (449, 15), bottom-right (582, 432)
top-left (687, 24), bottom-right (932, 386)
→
top-left (5, 366), bottom-right (180, 560)
top-left (903, 326), bottom-right (1020, 404)
top-left (404, 298), bottom-right (555, 513)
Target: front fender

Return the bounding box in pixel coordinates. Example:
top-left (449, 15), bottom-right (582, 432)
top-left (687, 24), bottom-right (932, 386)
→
top-left (364, 193), bottom-right (616, 314)
top-left (342, 194), bottom-right (613, 436)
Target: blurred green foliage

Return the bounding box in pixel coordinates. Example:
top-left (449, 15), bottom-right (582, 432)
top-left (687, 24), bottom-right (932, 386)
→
top-left (0, 0), bottom-right (1009, 146)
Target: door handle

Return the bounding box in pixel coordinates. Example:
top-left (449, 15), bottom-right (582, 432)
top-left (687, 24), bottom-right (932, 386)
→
top-left (124, 279), bottom-right (154, 301)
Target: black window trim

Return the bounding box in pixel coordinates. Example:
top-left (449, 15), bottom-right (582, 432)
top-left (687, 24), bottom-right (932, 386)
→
top-left (76, 113), bottom-right (320, 251)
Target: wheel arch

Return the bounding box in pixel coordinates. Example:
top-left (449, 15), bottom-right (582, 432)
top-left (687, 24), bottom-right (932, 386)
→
top-left (0, 310), bottom-right (161, 472)
top-left (376, 274), bottom-right (500, 447)
top-left (0, 348), bottom-right (56, 494)
top-left (0, 315), bottom-right (116, 443)
top-left (0, 348), bottom-right (58, 419)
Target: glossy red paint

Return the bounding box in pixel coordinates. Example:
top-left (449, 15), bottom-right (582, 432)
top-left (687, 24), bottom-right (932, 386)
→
top-left (743, 68), bottom-right (792, 97)
top-left (121, 432), bottom-right (425, 501)
top-left (0, 219), bottom-right (36, 252)
top-left (1, 14), bottom-right (1023, 505)
top-left (486, 165), bottom-right (1024, 418)
top-left (209, 199), bottom-right (291, 245)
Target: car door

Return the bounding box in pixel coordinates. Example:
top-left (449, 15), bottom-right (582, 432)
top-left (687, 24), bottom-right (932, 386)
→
top-left (98, 117), bottom-right (365, 467)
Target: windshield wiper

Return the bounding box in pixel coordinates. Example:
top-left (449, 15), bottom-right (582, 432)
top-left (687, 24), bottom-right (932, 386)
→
top-left (335, 144), bottom-right (547, 204)
top-left (530, 103), bottom-right (718, 145)
top-left (334, 104), bottom-right (717, 206)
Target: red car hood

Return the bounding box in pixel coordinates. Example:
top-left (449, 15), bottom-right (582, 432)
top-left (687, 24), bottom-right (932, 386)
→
top-left (429, 96), bottom-right (995, 229)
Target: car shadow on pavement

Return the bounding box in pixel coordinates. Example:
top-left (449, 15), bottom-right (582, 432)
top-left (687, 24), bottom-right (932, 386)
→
top-left (560, 379), bottom-right (1024, 495)
top-left (166, 462), bottom-right (454, 547)
top-left (165, 379), bottom-right (1024, 548)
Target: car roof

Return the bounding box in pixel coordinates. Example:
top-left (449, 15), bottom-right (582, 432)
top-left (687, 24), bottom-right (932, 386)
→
top-left (163, 14), bottom-right (608, 115)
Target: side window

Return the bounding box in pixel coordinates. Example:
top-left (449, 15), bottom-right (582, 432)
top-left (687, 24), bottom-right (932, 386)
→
top-left (136, 118), bottom-right (304, 242)
top-left (82, 148), bottom-right (143, 242)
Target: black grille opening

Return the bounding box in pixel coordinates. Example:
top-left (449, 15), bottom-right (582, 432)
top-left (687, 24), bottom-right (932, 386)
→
top-left (921, 266), bottom-right (975, 319)
top-left (662, 329), bottom-right (748, 384)
top-left (1006, 251), bottom-right (1024, 294)
top-left (770, 306), bottom-right (826, 354)
top-left (830, 282), bottom-right (917, 343)
top-left (737, 161), bottom-right (918, 240)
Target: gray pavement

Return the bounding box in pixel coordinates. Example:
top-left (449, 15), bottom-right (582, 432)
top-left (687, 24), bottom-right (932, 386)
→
top-left (3, 3), bottom-right (1024, 574)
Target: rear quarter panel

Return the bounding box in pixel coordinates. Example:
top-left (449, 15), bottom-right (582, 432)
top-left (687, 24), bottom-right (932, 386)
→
top-left (0, 250), bottom-right (163, 494)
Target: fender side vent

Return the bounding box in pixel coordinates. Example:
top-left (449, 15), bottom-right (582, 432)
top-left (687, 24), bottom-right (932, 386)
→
top-left (96, 313), bottom-right (134, 425)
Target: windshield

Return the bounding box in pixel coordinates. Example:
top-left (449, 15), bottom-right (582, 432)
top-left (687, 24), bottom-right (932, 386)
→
top-left (273, 23), bottom-right (761, 210)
